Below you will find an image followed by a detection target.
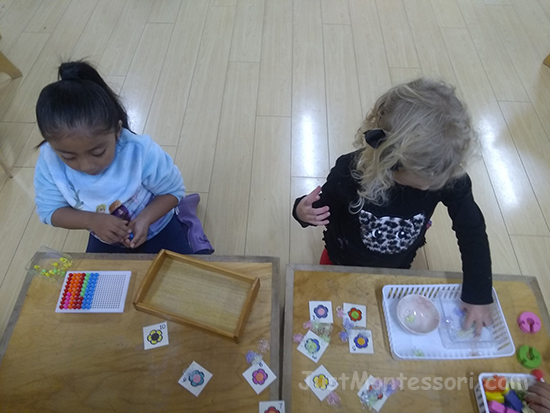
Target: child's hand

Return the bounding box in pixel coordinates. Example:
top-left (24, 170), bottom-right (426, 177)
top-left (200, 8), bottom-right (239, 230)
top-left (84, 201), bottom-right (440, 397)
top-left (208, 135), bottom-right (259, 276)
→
top-left (125, 216), bottom-right (150, 249)
top-left (89, 214), bottom-right (131, 244)
top-left (296, 186), bottom-right (330, 226)
top-left (527, 382), bottom-right (550, 412)
top-left (461, 301), bottom-right (493, 336)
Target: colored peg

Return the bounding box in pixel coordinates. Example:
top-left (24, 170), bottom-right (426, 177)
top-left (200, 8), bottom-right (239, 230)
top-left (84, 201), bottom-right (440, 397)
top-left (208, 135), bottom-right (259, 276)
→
top-left (488, 401), bottom-right (519, 413)
top-left (504, 390), bottom-right (523, 412)
top-left (486, 391), bottom-right (505, 403)
top-left (518, 312), bottom-right (541, 334)
top-left (517, 345), bottom-right (542, 369)
top-left (484, 375), bottom-right (508, 392)
top-left (531, 369), bottom-right (544, 382)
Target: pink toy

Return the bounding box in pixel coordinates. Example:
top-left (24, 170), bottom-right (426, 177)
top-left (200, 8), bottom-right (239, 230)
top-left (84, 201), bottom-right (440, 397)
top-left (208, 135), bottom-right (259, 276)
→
top-left (487, 401), bottom-right (519, 413)
top-left (518, 312), bottom-right (541, 333)
top-left (488, 401), bottom-right (506, 413)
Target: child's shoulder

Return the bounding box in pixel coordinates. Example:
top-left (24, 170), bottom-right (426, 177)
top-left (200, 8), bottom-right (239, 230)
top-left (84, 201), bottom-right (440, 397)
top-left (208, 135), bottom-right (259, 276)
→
top-left (447, 173), bottom-right (472, 190)
top-left (338, 149), bottom-right (363, 162)
top-left (118, 128), bottom-right (154, 150)
top-left (37, 142), bottom-right (61, 165)
top-left (116, 129), bottom-right (168, 166)
top-left (333, 149), bottom-right (364, 171)
top-left (441, 173), bottom-right (474, 199)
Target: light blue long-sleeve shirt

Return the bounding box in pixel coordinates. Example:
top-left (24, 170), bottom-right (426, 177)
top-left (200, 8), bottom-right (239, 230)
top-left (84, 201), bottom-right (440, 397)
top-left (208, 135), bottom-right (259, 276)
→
top-left (34, 129), bottom-right (185, 241)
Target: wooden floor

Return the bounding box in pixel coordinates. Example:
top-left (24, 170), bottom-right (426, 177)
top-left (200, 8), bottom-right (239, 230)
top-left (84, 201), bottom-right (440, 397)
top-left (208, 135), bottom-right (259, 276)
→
top-left (0, 0), bottom-right (549, 341)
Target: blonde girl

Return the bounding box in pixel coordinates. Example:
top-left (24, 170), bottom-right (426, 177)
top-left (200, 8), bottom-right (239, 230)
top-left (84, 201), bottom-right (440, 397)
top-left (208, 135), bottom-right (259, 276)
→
top-left (293, 78), bottom-right (492, 334)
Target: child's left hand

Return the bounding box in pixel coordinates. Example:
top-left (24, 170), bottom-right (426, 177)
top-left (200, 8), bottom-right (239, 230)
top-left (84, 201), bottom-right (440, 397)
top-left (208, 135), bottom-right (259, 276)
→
top-left (461, 301), bottom-right (493, 336)
top-left (125, 216), bottom-right (150, 249)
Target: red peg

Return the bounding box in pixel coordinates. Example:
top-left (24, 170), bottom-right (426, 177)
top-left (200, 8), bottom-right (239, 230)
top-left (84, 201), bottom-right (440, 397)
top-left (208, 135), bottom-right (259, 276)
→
top-left (532, 369), bottom-right (544, 381)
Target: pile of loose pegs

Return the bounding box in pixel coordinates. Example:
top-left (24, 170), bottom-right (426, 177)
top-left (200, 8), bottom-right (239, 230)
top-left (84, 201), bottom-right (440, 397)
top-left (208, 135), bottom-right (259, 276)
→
top-left (483, 375), bottom-right (532, 413)
top-left (34, 256), bottom-right (73, 280)
top-left (483, 372), bottom-right (545, 413)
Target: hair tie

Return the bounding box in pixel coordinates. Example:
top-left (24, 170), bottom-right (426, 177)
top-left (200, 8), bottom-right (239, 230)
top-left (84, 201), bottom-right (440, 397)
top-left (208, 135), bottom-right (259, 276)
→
top-left (58, 63), bottom-right (82, 81)
top-left (59, 72), bottom-right (80, 81)
top-left (364, 129), bottom-right (386, 148)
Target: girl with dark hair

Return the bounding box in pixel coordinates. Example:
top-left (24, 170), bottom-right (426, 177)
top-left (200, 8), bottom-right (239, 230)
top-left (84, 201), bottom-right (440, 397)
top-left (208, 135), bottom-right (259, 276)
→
top-left (34, 61), bottom-right (213, 254)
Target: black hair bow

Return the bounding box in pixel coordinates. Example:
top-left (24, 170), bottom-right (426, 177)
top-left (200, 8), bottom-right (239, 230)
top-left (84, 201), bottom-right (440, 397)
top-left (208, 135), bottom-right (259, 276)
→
top-left (364, 129), bottom-right (386, 148)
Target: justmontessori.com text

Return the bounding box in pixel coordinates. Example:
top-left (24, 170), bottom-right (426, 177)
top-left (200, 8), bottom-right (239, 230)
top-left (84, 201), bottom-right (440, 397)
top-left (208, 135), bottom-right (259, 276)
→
top-left (298, 371), bottom-right (531, 391)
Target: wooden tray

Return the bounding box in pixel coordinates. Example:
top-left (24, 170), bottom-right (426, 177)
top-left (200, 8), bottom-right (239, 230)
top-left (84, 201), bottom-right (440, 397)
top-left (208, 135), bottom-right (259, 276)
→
top-left (133, 250), bottom-right (260, 342)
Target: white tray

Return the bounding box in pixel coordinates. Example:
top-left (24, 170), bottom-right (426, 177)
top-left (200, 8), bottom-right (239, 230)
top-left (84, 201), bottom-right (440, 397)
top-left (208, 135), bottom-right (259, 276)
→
top-left (382, 284), bottom-right (515, 360)
top-left (475, 372), bottom-right (536, 413)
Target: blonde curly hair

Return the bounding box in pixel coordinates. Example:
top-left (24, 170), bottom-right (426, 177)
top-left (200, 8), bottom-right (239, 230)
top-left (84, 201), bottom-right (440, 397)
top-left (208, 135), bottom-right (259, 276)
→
top-left (351, 78), bottom-right (478, 208)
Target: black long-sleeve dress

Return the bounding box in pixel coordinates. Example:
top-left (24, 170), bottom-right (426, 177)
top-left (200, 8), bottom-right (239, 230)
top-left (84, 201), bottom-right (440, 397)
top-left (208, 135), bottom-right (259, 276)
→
top-left (292, 150), bottom-right (493, 305)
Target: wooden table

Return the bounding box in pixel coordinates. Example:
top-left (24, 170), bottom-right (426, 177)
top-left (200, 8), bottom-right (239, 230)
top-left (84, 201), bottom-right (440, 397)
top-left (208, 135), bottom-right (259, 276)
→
top-left (282, 264), bottom-right (550, 412)
top-left (0, 253), bottom-right (281, 412)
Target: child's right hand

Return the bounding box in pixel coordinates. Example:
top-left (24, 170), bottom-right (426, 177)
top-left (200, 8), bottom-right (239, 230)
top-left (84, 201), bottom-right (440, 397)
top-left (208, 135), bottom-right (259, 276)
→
top-left (296, 186), bottom-right (330, 226)
top-left (527, 382), bottom-right (550, 412)
top-left (89, 214), bottom-right (131, 244)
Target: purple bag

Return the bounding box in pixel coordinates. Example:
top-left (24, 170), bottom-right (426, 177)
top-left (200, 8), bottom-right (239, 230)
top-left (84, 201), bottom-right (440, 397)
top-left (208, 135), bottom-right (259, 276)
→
top-left (175, 193), bottom-right (214, 254)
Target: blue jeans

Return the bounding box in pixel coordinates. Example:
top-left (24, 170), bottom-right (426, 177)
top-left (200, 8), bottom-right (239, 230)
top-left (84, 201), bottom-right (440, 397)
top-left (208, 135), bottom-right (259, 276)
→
top-left (86, 214), bottom-right (194, 254)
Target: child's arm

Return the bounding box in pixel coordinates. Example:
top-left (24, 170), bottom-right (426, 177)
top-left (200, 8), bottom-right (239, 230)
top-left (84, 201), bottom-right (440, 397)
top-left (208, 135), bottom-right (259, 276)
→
top-left (443, 174), bottom-right (493, 334)
top-left (51, 208), bottom-right (131, 244)
top-left (461, 302), bottom-right (493, 336)
top-left (35, 147), bottom-right (132, 244)
top-left (126, 137), bottom-right (185, 248)
top-left (125, 194), bottom-right (178, 248)
top-left (292, 152), bottom-right (355, 227)
top-left (294, 186), bottom-right (331, 226)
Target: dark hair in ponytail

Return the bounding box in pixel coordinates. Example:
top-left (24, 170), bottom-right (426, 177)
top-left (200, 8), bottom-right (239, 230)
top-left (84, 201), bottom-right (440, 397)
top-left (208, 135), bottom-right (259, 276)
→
top-left (35, 60), bottom-right (130, 143)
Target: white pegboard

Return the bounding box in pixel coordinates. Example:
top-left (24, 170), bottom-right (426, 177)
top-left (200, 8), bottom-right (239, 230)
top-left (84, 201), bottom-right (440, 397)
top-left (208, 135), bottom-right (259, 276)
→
top-left (55, 271), bottom-right (131, 313)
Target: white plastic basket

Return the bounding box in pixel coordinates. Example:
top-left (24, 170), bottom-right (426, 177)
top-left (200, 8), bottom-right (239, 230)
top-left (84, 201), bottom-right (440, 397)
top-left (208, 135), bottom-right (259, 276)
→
top-left (382, 284), bottom-right (515, 360)
top-left (475, 373), bottom-right (536, 413)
